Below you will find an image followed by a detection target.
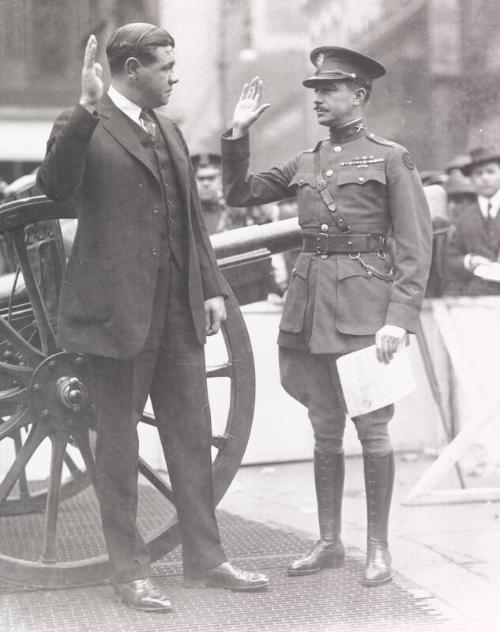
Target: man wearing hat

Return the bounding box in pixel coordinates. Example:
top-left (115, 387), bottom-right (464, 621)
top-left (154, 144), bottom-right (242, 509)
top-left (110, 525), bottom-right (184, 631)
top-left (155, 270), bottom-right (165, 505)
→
top-left (191, 153), bottom-right (232, 235)
top-left (222, 47), bottom-right (432, 586)
top-left (446, 146), bottom-right (500, 295)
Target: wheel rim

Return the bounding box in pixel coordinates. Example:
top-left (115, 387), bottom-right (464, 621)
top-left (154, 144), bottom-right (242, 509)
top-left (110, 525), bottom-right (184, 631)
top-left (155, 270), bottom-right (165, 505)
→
top-left (0, 197), bottom-right (255, 587)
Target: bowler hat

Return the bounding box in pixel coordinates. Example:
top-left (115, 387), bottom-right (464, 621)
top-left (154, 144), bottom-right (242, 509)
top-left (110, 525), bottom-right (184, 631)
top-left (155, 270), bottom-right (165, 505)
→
top-left (445, 176), bottom-right (476, 197)
top-left (303, 46), bottom-right (386, 88)
top-left (462, 147), bottom-right (500, 176)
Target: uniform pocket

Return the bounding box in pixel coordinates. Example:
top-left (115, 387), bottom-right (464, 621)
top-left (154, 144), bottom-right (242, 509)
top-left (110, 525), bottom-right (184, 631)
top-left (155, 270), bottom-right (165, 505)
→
top-left (337, 166), bottom-right (387, 187)
top-left (289, 172), bottom-right (316, 224)
top-left (336, 254), bottom-right (392, 335)
top-left (61, 257), bottom-right (114, 322)
top-left (279, 255), bottom-right (311, 334)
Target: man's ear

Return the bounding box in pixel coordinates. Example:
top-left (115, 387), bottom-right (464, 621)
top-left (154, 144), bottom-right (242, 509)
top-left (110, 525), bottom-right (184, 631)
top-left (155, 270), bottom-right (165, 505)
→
top-left (124, 57), bottom-right (141, 78)
top-left (353, 86), bottom-right (367, 105)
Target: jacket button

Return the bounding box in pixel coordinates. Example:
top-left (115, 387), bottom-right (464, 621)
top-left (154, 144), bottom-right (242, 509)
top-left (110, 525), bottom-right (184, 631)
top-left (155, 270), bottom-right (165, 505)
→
top-left (358, 176), bottom-right (365, 183)
top-left (153, 208), bottom-right (159, 214)
top-left (321, 224), bottom-right (328, 232)
top-left (151, 248), bottom-right (159, 256)
top-left (333, 146), bottom-right (342, 153)
top-left (325, 169), bottom-right (334, 177)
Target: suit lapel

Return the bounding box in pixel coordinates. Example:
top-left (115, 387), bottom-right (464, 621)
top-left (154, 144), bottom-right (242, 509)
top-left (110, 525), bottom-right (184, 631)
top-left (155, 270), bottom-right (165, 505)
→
top-left (98, 94), bottom-right (161, 185)
top-left (155, 115), bottom-right (191, 203)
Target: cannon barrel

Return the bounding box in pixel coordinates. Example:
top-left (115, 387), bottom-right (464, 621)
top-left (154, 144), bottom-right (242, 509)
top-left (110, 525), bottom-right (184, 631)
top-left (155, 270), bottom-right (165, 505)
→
top-left (210, 217), bottom-right (302, 259)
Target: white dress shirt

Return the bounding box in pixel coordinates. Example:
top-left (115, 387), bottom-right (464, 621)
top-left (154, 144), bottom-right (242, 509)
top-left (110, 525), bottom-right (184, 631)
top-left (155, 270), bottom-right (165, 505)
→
top-left (107, 85), bottom-right (144, 129)
top-left (477, 189), bottom-right (500, 220)
top-left (464, 189), bottom-right (500, 269)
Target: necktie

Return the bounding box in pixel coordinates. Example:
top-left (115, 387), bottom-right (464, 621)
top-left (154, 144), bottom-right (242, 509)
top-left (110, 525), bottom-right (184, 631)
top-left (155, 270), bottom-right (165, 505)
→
top-left (487, 202), bottom-right (494, 221)
top-left (139, 109), bottom-right (157, 139)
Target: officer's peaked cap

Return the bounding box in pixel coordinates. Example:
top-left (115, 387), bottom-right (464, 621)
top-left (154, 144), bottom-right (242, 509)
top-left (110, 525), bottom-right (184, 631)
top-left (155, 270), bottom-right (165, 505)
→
top-left (303, 46), bottom-right (386, 88)
top-left (191, 152), bottom-right (221, 169)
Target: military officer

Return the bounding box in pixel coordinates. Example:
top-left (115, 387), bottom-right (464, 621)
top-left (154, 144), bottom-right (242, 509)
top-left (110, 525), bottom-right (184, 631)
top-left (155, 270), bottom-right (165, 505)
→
top-left (192, 153), bottom-right (231, 235)
top-left (222, 47), bottom-right (432, 586)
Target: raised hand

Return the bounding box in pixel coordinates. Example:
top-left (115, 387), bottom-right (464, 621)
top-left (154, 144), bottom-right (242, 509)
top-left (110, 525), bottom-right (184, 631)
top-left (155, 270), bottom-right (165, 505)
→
top-left (231, 76), bottom-right (270, 138)
top-left (80, 34), bottom-right (104, 109)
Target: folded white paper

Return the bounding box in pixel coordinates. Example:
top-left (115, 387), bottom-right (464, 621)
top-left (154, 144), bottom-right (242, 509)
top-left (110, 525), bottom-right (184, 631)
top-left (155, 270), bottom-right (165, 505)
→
top-left (473, 262), bottom-right (500, 283)
top-left (336, 344), bottom-right (416, 418)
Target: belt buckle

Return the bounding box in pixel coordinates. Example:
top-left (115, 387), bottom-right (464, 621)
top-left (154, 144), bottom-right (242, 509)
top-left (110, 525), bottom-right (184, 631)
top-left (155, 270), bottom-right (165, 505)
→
top-left (315, 232), bottom-right (328, 257)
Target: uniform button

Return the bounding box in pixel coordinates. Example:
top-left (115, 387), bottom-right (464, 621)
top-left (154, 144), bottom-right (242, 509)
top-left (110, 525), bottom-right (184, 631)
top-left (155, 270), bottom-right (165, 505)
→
top-left (151, 248), bottom-right (159, 256)
top-left (153, 208), bottom-right (159, 214)
top-left (358, 176), bottom-right (365, 183)
top-left (321, 224), bottom-right (328, 232)
top-left (325, 169), bottom-right (334, 177)
top-left (333, 145), bottom-right (342, 153)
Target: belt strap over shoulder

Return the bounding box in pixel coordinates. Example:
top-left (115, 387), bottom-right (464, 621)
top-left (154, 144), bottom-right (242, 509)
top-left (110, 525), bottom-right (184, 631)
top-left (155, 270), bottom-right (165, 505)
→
top-left (314, 149), bottom-right (351, 233)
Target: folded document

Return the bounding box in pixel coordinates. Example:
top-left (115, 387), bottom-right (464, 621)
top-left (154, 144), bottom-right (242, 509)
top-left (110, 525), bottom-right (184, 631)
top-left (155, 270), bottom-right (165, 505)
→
top-left (336, 344), bottom-right (416, 418)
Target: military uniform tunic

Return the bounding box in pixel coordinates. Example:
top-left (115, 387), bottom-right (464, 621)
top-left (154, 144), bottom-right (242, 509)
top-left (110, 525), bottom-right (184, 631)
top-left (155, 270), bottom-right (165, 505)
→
top-left (222, 118), bottom-right (432, 355)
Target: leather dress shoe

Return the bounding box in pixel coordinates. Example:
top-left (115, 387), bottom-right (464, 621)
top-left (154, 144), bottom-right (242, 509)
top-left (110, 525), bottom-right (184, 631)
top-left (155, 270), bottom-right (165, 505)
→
top-left (185, 562), bottom-right (270, 592)
top-left (360, 539), bottom-right (392, 586)
top-left (287, 538), bottom-right (345, 576)
top-left (114, 578), bottom-right (172, 612)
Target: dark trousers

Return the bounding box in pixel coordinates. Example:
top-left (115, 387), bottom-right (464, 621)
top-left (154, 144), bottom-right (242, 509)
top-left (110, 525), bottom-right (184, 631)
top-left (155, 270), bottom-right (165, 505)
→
top-left (91, 253), bottom-right (226, 583)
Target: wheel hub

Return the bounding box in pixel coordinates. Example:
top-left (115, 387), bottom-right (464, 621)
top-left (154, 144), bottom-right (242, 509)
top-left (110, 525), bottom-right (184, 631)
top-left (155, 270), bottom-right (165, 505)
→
top-left (30, 352), bottom-right (94, 431)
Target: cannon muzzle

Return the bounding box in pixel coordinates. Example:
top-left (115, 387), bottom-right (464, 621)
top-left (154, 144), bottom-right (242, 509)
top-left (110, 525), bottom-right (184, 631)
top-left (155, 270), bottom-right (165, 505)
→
top-left (211, 217), bottom-right (302, 259)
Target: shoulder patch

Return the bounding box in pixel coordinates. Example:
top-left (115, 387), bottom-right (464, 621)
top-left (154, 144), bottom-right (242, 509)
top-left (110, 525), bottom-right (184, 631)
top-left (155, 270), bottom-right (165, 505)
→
top-left (402, 151), bottom-right (415, 170)
top-left (367, 132), bottom-right (394, 147)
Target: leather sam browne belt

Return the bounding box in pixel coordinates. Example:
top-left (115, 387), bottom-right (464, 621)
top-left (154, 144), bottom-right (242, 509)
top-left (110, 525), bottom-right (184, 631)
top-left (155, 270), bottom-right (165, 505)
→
top-left (302, 232), bottom-right (387, 255)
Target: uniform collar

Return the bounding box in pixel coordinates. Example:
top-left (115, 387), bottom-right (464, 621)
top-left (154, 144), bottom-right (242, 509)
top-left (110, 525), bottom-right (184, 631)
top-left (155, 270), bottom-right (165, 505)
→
top-left (329, 117), bottom-right (366, 144)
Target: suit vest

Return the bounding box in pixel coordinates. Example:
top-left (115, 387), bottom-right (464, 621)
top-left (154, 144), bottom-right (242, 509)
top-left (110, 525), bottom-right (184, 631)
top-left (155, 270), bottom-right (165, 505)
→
top-left (129, 117), bottom-right (188, 268)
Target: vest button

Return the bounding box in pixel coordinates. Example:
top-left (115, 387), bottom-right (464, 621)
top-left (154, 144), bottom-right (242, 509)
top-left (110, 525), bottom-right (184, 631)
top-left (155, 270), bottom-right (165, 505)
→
top-left (153, 208), bottom-right (159, 214)
top-left (151, 248), bottom-right (159, 256)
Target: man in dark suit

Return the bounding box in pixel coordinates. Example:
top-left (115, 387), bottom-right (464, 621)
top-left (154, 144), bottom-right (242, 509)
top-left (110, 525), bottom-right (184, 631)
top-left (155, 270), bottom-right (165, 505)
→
top-left (37, 23), bottom-right (269, 612)
top-left (222, 49), bottom-right (432, 587)
top-left (446, 146), bottom-right (500, 296)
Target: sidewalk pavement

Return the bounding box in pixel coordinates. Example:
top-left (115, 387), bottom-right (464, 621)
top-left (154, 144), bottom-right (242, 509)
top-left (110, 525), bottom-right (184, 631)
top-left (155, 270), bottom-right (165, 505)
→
top-left (219, 453), bottom-right (500, 632)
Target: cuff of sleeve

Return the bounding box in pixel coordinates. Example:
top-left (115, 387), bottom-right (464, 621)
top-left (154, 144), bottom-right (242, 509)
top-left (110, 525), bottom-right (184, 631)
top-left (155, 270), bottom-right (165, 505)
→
top-left (221, 130), bottom-right (250, 161)
top-left (70, 104), bottom-right (100, 139)
top-left (203, 276), bottom-right (229, 301)
top-left (464, 254), bottom-right (473, 271)
top-left (385, 301), bottom-right (420, 334)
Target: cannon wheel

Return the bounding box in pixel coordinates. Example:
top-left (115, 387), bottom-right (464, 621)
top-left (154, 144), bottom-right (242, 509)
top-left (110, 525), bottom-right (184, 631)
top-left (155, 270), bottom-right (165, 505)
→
top-left (0, 197), bottom-right (255, 588)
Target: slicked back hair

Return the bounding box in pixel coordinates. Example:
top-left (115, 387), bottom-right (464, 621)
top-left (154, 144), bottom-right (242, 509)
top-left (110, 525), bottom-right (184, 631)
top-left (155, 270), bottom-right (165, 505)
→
top-left (106, 22), bottom-right (175, 75)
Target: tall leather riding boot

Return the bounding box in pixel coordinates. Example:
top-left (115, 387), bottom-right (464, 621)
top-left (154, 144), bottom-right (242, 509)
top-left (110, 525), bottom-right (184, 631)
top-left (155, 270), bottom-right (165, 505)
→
top-left (287, 452), bottom-right (345, 576)
top-left (361, 452), bottom-right (395, 586)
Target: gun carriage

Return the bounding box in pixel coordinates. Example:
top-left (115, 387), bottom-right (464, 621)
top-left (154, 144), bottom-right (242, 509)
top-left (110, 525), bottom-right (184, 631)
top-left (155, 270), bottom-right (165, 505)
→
top-left (0, 195), bottom-right (301, 588)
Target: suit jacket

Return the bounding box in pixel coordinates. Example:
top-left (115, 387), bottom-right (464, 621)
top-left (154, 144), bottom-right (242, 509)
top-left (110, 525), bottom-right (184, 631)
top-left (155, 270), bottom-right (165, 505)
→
top-left (446, 200), bottom-right (500, 296)
top-left (37, 95), bottom-right (225, 358)
top-left (222, 123), bottom-right (432, 354)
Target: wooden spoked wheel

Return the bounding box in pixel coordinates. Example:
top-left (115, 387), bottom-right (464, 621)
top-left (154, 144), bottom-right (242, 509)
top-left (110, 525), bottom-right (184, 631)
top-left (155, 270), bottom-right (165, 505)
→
top-left (0, 197), bottom-right (255, 588)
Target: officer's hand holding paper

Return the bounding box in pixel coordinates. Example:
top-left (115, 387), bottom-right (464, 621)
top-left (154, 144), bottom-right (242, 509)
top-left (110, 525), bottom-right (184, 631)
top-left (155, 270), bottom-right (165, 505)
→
top-left (337, 331), bottom-right (416, 418)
